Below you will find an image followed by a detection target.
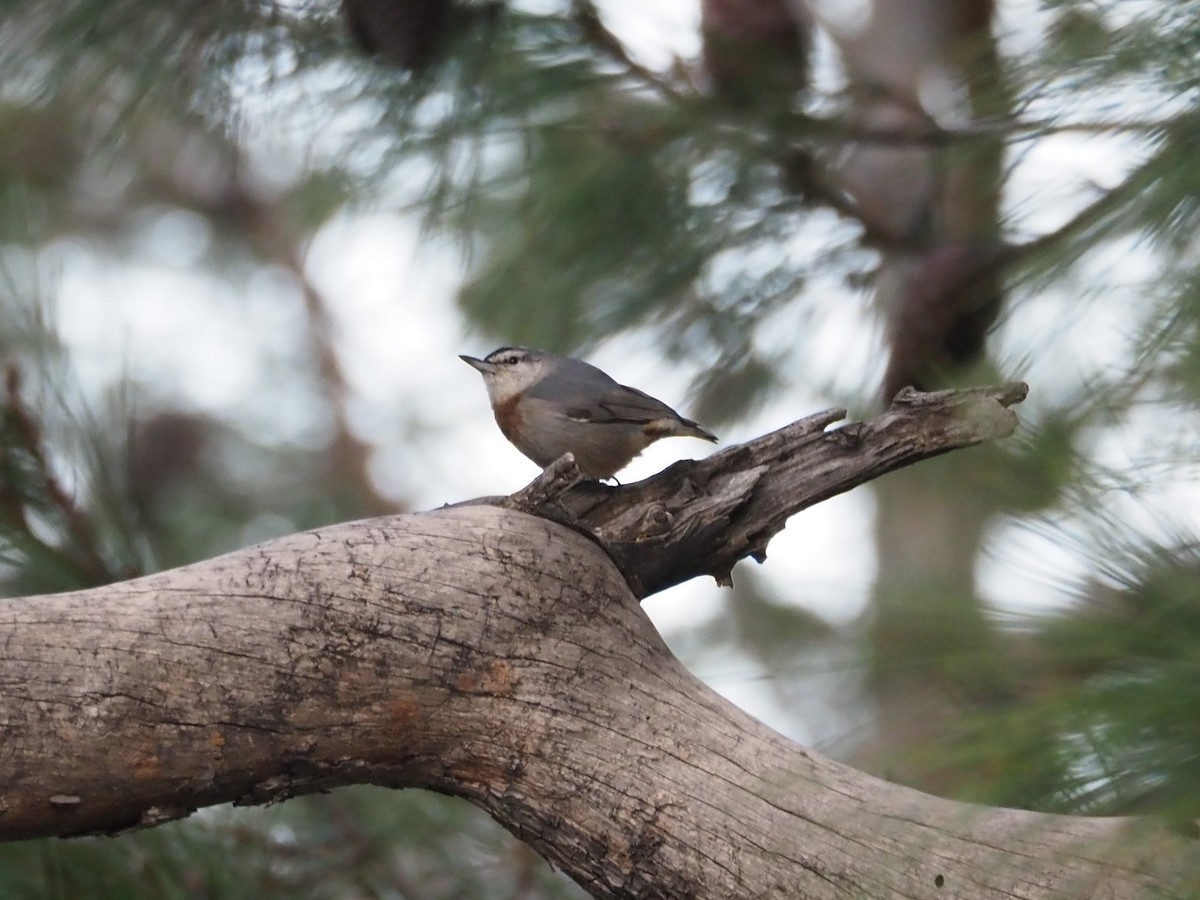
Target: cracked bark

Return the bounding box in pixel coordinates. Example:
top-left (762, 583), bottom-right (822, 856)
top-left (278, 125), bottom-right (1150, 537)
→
top-left (2, 385), bottom-right (1197, 898)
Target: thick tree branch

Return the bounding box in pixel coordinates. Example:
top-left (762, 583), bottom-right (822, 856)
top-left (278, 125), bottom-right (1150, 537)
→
top-left (3, 385), bottom-right (1196, 898)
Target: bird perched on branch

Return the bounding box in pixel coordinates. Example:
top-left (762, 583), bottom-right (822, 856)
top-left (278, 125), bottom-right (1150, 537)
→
top-left (461, 347), bottom-right (717, 480)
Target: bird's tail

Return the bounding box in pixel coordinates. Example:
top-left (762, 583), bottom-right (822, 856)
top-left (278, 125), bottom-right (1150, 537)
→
top-left (680, 419), bottom-right (718, 443)
top-left (649, 417), bottom-right (717, 443)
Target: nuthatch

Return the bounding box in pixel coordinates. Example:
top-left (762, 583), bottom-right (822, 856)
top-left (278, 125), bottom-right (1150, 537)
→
top-left (460, 347), bottom-right (718, 480)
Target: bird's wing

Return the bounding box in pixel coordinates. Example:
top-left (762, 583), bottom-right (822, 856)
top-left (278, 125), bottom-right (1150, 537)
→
top-left (576, 385), bottom-right (717, 441)
top-left (523, 369), bottom-right (679, 424)
top-left (523, 358), bottom-right (700, 426)
top-left (581, 384), bottom-right (684, 425)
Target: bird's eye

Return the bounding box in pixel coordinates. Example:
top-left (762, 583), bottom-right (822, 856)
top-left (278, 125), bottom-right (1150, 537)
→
top-left (502, 354), bottom-right (520, 365)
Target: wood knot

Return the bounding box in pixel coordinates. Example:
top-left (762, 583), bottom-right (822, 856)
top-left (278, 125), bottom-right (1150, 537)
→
top-left (890, 386), bottom-right (924, 406)
top-left (830, 422), bottom-right (864, 448)
top-left (633, 504), bottom-right (672, 540)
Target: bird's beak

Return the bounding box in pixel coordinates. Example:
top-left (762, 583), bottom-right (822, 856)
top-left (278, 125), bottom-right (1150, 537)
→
top-left (459, 354), bottom-right (494, 374)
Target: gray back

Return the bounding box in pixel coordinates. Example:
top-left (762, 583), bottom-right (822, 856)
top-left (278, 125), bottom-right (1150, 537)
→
top-left (526, 354), bottom-right (681, 424)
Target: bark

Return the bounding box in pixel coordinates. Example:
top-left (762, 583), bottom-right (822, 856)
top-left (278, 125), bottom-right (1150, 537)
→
top-left (3, 386), bottom-right (1197, 898)
top-left (342, 0), bottom-right (500, 72)
top-left (700, 0), bottom-right (811, 107)
top-left (510, 383), bottom-right (1028, 598)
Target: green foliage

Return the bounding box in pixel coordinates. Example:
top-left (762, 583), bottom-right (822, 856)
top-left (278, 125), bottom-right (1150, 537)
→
top-left (0, 789), bottom-right (584, 899)
top-left (455, 106), bottom-right (711, 350)
top-left (0, 289), bottom-right (146, 591)
top-left (1045, 0), bottom-right (1200, 97)
top-left (1041, 540), bottom-right (1200, 818)
top-left (919, 535), bottom-right (1200, 823)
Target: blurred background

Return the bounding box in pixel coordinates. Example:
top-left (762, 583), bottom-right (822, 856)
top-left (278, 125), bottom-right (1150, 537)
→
top-left (3, 0), bottom-right (1200, 896)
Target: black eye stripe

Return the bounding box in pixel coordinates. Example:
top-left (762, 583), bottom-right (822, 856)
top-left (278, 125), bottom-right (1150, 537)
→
top-left (485, 349), bottom-right (528, 366)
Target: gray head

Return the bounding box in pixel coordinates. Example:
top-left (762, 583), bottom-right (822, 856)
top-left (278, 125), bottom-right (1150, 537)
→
top-left (459, 346), bottom-right (555, 405)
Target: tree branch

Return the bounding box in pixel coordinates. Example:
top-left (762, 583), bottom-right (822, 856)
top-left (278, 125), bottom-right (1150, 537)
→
top-left (523, 382), bottom-right (1028, 597)
top-left (4, 385), bottom-right (1196, 897)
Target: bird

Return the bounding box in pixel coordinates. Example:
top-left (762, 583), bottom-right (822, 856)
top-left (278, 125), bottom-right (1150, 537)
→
top-left (460, 346), bottom-right (718, 480)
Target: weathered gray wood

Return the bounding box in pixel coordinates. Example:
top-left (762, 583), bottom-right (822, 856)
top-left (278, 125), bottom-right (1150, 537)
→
top-left (508, 382), bottom-right (1029, 596)
top-left (3, 383), bottom-right (1195, 898)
